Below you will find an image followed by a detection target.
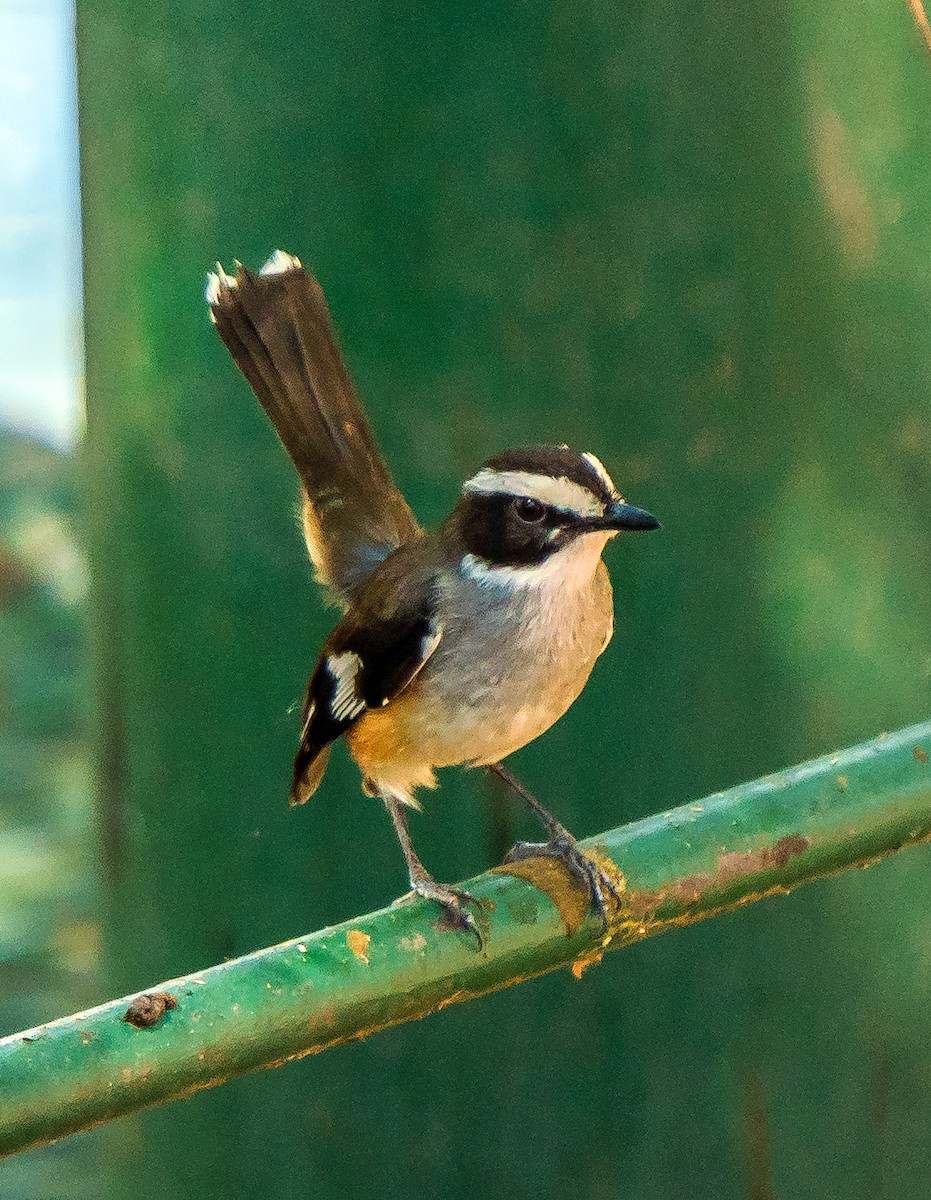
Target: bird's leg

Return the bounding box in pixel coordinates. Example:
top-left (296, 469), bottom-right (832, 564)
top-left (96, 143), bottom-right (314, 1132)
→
top-left (382, 792), bottom-right (484, 948)
top-left (487, 762), bottom-right (622, 931)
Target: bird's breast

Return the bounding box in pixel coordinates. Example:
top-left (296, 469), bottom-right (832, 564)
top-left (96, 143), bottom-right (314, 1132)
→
top-left (347, 558), bottom-right (614, 792)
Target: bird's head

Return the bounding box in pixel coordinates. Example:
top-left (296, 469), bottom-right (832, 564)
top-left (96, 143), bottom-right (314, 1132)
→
top-left (447, 445), bottom-right (659, 587)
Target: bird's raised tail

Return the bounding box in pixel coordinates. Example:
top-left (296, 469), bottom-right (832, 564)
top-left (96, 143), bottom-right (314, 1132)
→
top-left (206, 251), bottom-right (421, 602)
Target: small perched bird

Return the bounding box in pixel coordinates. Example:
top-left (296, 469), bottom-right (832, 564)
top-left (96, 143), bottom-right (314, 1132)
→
top-left (207, 251), bottom-right (659, 944)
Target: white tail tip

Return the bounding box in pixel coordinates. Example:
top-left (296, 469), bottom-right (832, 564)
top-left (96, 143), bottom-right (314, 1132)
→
top-left (205, 261), bottom-right (238, 311)
top-left (260, 249), bottom-right (302, 276)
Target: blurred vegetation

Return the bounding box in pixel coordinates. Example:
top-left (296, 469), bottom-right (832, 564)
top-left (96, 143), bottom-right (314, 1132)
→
top-left (0, 428), bottom-right (98, 1198)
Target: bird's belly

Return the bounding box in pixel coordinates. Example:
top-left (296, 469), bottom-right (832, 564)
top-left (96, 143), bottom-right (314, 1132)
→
top-left (347, 566), bottom-right (614, 793)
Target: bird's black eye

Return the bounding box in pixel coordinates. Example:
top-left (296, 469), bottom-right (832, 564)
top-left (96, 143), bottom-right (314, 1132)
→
top-left (513, 497), bottom-right (545, 523)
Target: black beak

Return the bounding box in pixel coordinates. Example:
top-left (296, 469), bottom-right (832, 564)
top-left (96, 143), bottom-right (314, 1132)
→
top-left (585, 501), bottom-right (661, 533)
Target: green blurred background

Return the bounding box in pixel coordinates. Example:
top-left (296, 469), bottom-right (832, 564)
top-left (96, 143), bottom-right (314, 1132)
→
top-left (3, 0), bottom-right (931, 1196)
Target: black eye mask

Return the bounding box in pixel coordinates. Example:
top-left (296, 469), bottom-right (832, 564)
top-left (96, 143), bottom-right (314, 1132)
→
top-left (453, 493), bottom-right (587, 568)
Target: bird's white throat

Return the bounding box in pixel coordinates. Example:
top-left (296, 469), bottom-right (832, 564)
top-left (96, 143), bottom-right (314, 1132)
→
top-left (460, 530), bottom-right (612, 590)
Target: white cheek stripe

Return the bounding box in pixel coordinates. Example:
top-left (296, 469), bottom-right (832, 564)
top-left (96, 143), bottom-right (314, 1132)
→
top-left (460, 531), bottom-right (610, 591)
top-left (462, 469), bottom-right (604, 517)
top-left (327, 651), bottom-right (366, 721)
top-left (461, 553), bottom-right (565, 588)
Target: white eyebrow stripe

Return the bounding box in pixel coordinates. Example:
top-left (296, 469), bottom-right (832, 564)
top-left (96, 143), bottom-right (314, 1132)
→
top-left (462, 469), bottom-right (603, 517)
top-left (582, 452), bottom-right (620, 499)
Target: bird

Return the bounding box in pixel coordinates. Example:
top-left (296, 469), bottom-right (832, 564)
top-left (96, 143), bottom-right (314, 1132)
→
top-left (206, 250), bottom-right (659, 946)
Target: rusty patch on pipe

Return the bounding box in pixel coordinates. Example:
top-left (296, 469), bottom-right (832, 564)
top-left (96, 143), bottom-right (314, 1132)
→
top-left (492, 847), bottom-right (625, 937)
top-left (571, 949), bottom-right (604, 979)
top-left (914, 746), bottom-right (928, 764)
top-left (627, 834), bottom-right (810, 918)
top-left (122, 992), bottom-right (177, 1029)
top-left (491, 857), bottom-right (590, 934)
top-left (346, 929), bottom-right (371, 964)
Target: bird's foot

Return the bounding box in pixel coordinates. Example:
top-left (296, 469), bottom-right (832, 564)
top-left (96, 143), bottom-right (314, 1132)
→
top-left (405, 876), bottom-right (485, 949)
top-left (383, 792), bottom-right (485, 948)
top-left (504, 834), bottom-right (622, 933)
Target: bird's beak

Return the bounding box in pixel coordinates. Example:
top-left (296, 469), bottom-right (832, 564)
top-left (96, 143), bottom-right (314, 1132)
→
top-left (584, 501), bottom-right (661, 533)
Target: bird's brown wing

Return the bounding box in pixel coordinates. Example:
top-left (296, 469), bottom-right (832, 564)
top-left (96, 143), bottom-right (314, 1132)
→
top-left (289, 544), bottom-right (443, 804)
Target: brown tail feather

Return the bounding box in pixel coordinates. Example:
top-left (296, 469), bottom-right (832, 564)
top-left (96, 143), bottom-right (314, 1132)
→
top-left (208, 254), bottom-right (420, 600)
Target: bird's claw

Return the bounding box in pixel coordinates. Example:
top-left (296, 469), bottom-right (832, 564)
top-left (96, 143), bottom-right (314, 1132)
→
top-left (407, 881), bottom-right (485, 949)
top-left (505, 836), bottom-right (621, 932)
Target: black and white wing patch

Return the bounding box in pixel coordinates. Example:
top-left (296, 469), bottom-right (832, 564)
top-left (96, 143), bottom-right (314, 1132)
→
top-left (291, 609), bottom-right (442, 805)
top-left (326, 652), bottom-right (368, 722)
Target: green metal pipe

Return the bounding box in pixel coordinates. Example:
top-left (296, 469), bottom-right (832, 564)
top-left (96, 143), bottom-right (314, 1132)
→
top-left (2, 721), bottom-right (930, 1158)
